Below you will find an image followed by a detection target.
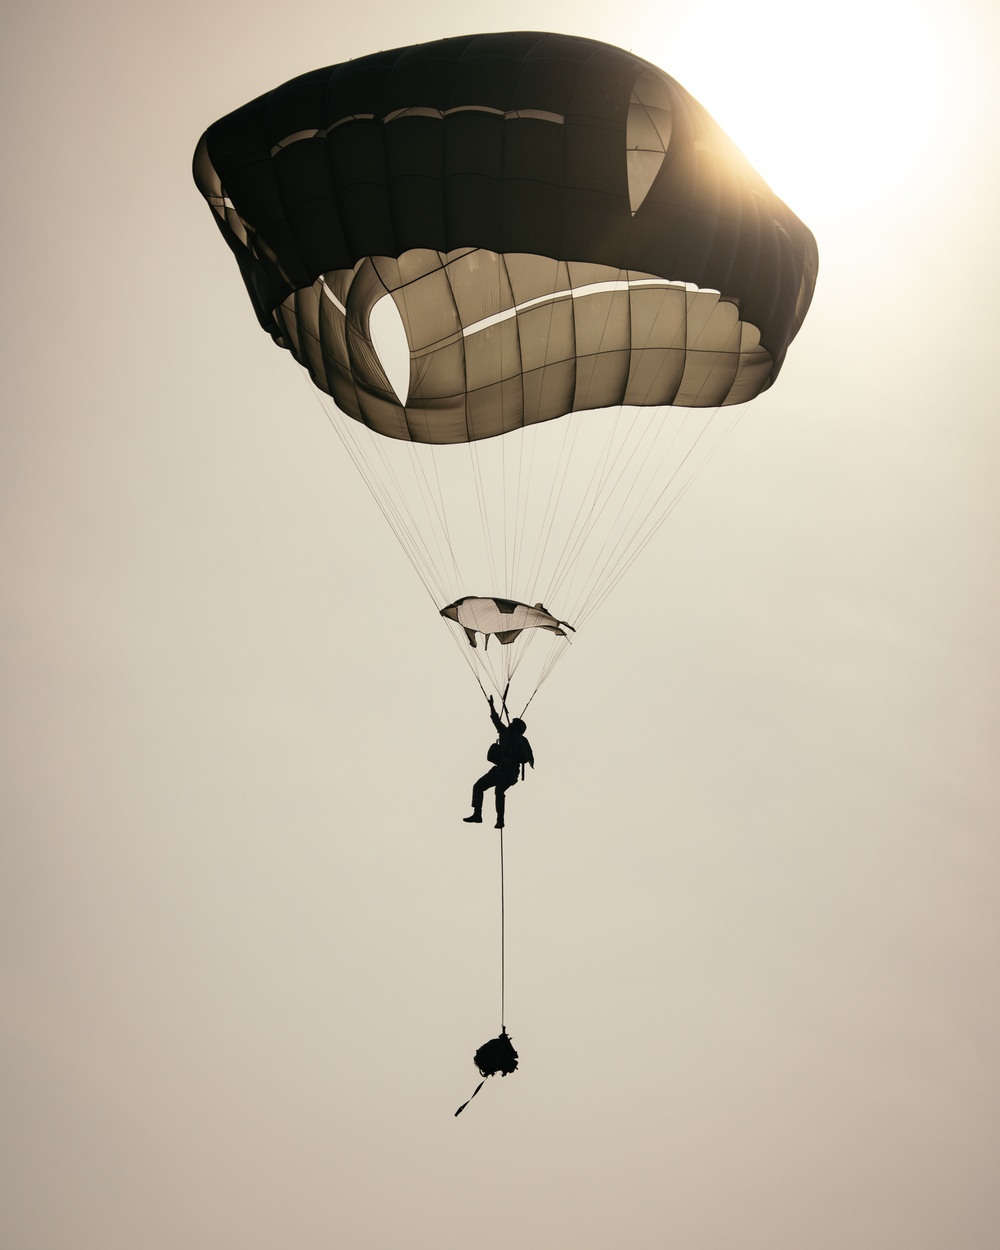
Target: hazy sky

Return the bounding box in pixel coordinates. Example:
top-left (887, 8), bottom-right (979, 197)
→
top-left (3, 2), bottom-right (999, 1248)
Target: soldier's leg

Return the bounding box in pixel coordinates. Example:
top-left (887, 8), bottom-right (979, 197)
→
top-left (469, 768), bottom-right (499, 819)
top-left (494, 781), bottom-right (509, 828)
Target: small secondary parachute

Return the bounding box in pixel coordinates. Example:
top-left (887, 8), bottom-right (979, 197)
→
top-left (441, 596), bottom-right (574, 648)
top-left (194, 32), bottom-right (817, 709)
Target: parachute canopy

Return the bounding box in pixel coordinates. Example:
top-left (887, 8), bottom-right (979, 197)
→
top-left (193, 32), bottom-right (818, 443)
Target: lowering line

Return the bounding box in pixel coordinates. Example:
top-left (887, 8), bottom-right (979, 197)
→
top-left (500, 825), bottom-right (506, 1028)
top-left (454, 824), bottom-right (518, 1115)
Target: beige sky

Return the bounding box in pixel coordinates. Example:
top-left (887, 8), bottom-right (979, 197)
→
top-left (3, 2), bottom-right (999, 1247)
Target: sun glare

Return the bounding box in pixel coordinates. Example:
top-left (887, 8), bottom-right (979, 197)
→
top-left (650, 0), bottom-right (950, 224)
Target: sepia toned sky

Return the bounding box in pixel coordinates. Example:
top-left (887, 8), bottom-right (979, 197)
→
top-left (2, 1), bottom-right (998, 1247)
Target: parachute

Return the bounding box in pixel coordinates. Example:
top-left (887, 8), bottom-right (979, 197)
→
top-left (440, 597), bottom-right (573, 648)
top-left (194, 30), bottom-right (817, 1115)
top-left (194, 32), bottom-right (817, 710)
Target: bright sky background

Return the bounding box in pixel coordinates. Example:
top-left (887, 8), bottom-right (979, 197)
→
top-left (3, 2), bottom-right (998, 1248)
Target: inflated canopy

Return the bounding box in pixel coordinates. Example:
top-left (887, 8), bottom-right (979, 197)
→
top-left (193, 32), bottom-right (818, 442)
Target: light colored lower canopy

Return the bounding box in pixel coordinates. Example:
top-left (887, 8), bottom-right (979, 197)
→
top-left (274, 250), bottom-right (773, 443)
top-left (441, 596), bottom-right (575, 648)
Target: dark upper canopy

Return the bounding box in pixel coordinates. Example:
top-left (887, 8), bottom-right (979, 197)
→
top-left (194, 33), bottom-right (818, 440)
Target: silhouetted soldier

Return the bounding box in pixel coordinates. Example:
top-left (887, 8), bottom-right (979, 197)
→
top-left (463, 696), bottom-right (534, 829)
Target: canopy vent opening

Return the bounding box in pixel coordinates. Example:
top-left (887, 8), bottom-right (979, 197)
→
top-left (369, 293), bottom-right (410, 407)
